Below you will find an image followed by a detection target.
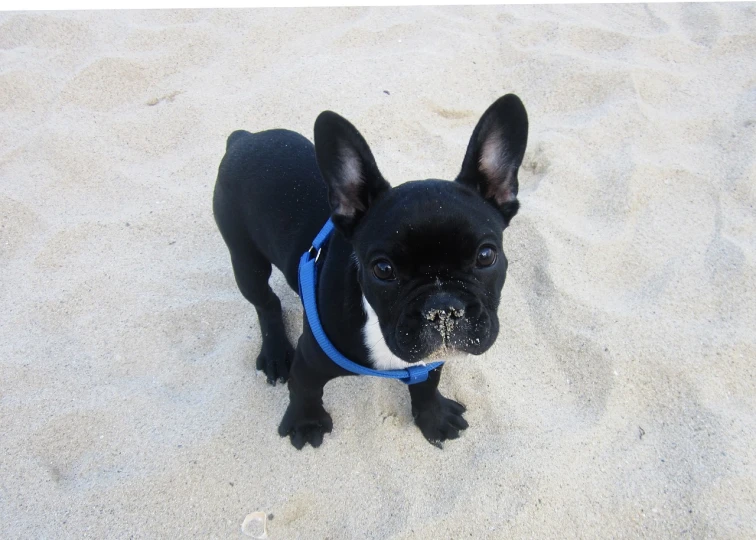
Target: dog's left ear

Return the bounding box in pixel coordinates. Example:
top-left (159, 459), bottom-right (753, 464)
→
top-left (456, 94), bottom-right (529, 227)
top-left (314, 111), bottom-right (390, 239)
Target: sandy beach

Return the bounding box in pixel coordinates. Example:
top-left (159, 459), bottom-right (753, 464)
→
top-left (1, 4), bottom-right (755, 538)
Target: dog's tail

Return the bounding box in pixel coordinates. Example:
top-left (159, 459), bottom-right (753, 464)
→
top-left (226, 130), bottom-right (250, 152)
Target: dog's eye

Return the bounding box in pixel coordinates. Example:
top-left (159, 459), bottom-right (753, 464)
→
top-left (476, 246), bottom-right (497, 268)
top-left (372, 260), bottom-right (396, 281)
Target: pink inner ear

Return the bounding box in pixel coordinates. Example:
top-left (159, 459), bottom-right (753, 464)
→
top-left (334, 195), bottom-right (358, 218)
top-left (488, 183), bottom-right (515, 206)
top-left (334, 147), bottom-right (366, 217)
top-left (340, 147), bottom-right (363, 188)
top-left (478, 133), bottom-right (516, 205)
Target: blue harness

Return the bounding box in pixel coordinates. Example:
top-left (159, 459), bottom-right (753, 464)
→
top-left (297, 219), bottom-right (444, 384)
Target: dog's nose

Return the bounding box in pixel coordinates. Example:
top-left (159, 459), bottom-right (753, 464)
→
top-left (422, 293), bottom-right (466, 321)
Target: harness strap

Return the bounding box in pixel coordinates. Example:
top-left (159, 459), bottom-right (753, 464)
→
top-left (298, 219), bottom-right (443, 384)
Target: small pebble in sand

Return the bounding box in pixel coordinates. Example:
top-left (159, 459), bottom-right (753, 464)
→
top-left (241, 512), bottom-right (267, 538)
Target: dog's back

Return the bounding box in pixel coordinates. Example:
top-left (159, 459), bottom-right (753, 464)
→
top-left (213, 128), bottom-right (330, 290)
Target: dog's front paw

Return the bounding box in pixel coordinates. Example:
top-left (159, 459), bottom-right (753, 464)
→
top-left (256, 340), bottom-right (294, 386)
top-left (278, 402), bottom-right (333, 449)
top-left (412, 394), bottom-right (469, 449)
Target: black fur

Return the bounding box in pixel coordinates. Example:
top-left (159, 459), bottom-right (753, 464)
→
top-left (213, 95), bottom-right (528, 448)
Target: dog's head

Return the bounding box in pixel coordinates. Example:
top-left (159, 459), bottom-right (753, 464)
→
top-left (314, 95), bottom-right (528, 363)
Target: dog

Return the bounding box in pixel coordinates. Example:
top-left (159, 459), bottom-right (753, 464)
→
top-left (213, 94), bottom-right (528, 449)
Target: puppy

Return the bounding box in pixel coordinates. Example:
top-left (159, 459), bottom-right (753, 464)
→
top-left (213, 95), bottom-right (528, 449)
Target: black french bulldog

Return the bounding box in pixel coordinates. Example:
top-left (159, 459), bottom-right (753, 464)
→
top-left (213, 94), bottom-right (528, 449)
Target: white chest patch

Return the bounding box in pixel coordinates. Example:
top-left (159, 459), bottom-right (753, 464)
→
top-left (361, 296), bottom-right (416, 370)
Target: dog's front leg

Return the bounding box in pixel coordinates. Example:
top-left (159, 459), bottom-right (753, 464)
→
top-left (408, 366), bottom-right (469, 449)
top-left (278, 349), bottom-right (334, 449)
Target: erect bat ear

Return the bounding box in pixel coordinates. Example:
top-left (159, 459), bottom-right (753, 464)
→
top-left (314, 111), bottom-right (390, 239)
top-left (456, 94), bottom-right (529, 227)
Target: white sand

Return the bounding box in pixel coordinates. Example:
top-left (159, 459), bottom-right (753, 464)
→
top-left (1, 5), bottom-right (755, 538)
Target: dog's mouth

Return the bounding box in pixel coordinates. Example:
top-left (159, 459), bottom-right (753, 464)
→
top-left (391, 305), bottom-right (495, 362)
top-left (424, 307), bottom-right (465, 342)
top-left (419, 343), bottom-right (469, 362)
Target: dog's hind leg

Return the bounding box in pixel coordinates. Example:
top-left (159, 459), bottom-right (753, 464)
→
top-left (219, 230), bottom-right (294, 385)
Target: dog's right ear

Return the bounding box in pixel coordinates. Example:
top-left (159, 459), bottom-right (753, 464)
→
top-left (314, 111), bottom-right (390, 239)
